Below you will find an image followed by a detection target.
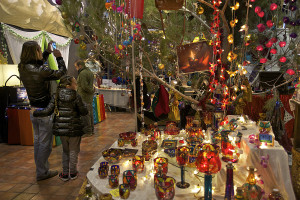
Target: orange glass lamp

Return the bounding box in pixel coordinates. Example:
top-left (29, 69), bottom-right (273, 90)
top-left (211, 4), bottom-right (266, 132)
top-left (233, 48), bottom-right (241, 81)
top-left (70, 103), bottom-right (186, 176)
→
top-left (186, 120), bottom-right (204, 146)
top-left (195, 143), bottom-right (221, 200)
top-left (242, 167), bottom-right (262, 200)
top-left (175, 146), bottom-right (190, 188)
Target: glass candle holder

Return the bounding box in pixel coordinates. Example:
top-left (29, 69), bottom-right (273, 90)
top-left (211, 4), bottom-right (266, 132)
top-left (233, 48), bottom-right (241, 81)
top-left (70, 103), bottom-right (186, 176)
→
top-left (118, 138), bottom-right (125, 147)
top-left (108, 175), bottom-right (119, 188)
top-left (110, 165), bottom-right (120, 176)
top-left (132, 155), bottom-right (145, 173)
top-left (175, 146), bottom-right (190, 188)
top-left (154, 157), bottom-right (168, 175)
top-left (119, 184), bottom-right (130, 199)
top-left (155, 176), bottom-right (176, 200)
top-left (100, 161), bottom-right (109, 169)
top-left (131, 139), bottom-right (138, 147)
top-left (123, 170), bottom-right (137, 191)
top-left (98, 166), bottom-right (108, 179)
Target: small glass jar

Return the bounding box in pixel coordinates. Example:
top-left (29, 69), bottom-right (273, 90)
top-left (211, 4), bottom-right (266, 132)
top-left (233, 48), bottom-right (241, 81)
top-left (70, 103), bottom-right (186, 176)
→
top-left (268, 188), bottom-right (284, 200)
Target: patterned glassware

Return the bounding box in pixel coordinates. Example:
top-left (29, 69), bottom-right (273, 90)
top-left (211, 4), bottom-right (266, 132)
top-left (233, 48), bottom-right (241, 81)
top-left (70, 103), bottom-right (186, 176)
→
top-left (123, 170), bottom-right (137, 191)
top-left (203, 111), bottom-right (213, 128)
top-left (185, 116), bottom-right (195, 129)
top-left (131, 139), bottom-right (138, 147)
top-left (242, 167), bottom-right (262, 200)
top-left (175, 146), bottom-right (190, 188)
top-left (268, 189), bottom-right (284, 200)
top-left (221, 131), bottom-right (239, 163)
top-left (142, 140), bottom-right (158, 161)
top-left (98, 165), bottom-right (108, 179)
top-left (118, 138), bottom-right (125, 147)
top-left (154, 157), bottom-right (168, 175)
top-left (119, 184), bottom-right (130, 199)
top-left (108, 175), bottom-right (119, 188)
top-left (102, 149), bottom-right (123, 163)
top-left (155, 176), bottom-right (176, 200)
top-left (100, 161), bottom-right (109, 169)
top-left (132, 155), bottom-right (145, 173)
top-left (110, 165), bottom-right (120, 176)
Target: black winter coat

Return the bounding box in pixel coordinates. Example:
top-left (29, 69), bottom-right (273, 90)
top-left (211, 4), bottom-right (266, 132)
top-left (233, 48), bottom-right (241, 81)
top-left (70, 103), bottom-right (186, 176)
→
top-left (18, 51), bottom-right (67, 108)
top-left (33, 88), bottom-right (88, 137)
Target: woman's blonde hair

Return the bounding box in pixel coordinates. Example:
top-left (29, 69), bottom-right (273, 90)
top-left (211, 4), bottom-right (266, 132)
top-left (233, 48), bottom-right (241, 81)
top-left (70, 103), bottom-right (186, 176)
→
top-left (20, 41), bottom-right (40, 64)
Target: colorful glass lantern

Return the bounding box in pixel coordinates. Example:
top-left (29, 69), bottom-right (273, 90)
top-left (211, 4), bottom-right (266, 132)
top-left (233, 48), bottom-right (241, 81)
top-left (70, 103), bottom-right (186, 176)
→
top-left (224, 162), bottom-right (234, 200)
top-left (123, 170), bottom-right (137, 191)
top-left (242, 167), bottom-right (262, 200)
top-left (111, 165), bottom-right (120, 176)
top-left (195, 143), bottom-right (221, 200)
top-left (186, 120), bottom-right (204, 145)
top-left (164, 121), bottom-right (180, 135)
top-left (187, 145), bottom-right (201, 168)
top-left (108, 175), bottom-right (119, 188)
top-left (154, 157), bottom-right (169, 175)
top-left (258, 121), bottom-right (271, 133)
top-left (203, 111), bottom-right (213, 128)
top-left (186, 116), bottom-right (195, 129)
top-left (154, 176), bottom-right (176, 200)
top-left (269, 188), bottom-right (284, 200)
top-left (118, 138), bottom-right (125, 147)
top-left (213, 111), bottom-right (224, 131)
top-left (235, 187), bottom-right (245, 200)
top-left (100, 161), bottom-right (109, 169)
top-left (175, 146), bottom-right (190, 188)
top-left (119, 184), bottom-right (130, 199)
top-left (132, 155), bottom-right (145, 173)
top-left (131, 139), bottom-right (138, 147)
top-left (98, 165), bottom-right (109, 179)
top-left (102, 149), bottom-right (123, 163)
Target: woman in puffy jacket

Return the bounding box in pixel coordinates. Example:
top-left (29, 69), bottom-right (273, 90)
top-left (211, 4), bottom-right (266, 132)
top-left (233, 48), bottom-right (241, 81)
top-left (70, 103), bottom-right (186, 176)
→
top-left (34, 75), bottom-right (88, 181)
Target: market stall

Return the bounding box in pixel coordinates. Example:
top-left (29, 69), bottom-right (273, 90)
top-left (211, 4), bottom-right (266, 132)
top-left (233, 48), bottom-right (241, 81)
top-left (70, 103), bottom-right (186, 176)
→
top-left (86, 116), bottom-right (295, 200)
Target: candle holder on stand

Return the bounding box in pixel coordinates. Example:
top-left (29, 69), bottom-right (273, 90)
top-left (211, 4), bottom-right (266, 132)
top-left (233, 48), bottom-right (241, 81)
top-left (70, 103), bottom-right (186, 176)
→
top-left (224, 162), bottom-right (234, 200)
top-left (175, 146), bottom-right (190, 188)
top-left (195, 143), bottom-right (221, 200)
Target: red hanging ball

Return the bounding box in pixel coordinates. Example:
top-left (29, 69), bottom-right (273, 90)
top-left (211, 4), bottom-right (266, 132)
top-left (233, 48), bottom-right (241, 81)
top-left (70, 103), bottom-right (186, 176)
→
top-left (74, 38), bottom-right (79, 44)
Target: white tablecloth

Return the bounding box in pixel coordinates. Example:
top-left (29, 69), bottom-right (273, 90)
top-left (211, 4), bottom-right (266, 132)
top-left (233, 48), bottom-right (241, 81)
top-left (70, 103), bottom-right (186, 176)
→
top-left (87, 117), bottom-right (295, 200)
top-left (97, 88), bottom-right (130, 108)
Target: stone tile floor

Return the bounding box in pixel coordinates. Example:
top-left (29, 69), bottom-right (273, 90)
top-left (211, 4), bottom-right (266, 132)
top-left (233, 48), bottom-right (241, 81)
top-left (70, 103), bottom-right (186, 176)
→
top-left (0, 112), bottom-right (135, 200)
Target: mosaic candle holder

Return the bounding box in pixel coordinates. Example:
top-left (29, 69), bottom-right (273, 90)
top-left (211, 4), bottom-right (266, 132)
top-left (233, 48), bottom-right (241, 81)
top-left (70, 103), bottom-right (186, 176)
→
top-left (100, 161), bottom-right (109, 169)
top-left (98, 166), bottom-right (108, 179)
top-left (118, 138), bottom-right (125, 147)
top-left (154, 176), bottom-right (176, 200)
top-left (108, 175), bottom-right (119, 188)
top-left (131, 139), bottom-right (138, 147)
top-left (102, 148), bottom-right (123, 163)
top-left (154, 157), bottom-right (168, 175)
top-left (119, 184), bottom-right (130, 199)
top-left (123, 170), bottom-right (137, 191)
top-left (110, 165), bottom-right (120, 176)
top-left (132, 155), bottom-right (145, 173)
top-left (175, 146), bottom-right (190, 188)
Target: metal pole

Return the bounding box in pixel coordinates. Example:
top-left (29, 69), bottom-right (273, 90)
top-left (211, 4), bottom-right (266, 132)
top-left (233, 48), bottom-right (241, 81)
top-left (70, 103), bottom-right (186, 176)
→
top-left (132, 19), bottom-right (138, 132)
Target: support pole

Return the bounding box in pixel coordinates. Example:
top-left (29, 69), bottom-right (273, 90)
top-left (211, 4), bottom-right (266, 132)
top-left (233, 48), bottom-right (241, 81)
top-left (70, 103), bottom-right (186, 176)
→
top-left (132, 20), bottom-right (138, 132)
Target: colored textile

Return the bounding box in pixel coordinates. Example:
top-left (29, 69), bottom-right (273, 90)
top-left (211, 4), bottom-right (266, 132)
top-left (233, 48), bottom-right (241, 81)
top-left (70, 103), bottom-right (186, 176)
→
top-left (152, 85), bottom-right (170, 118)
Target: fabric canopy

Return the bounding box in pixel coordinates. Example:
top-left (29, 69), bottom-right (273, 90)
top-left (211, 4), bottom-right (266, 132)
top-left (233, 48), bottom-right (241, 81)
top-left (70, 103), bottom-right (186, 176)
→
top-left (2, 23), bottom-right (71, 69)
top-left (0, 0), bottom-right (72, 38)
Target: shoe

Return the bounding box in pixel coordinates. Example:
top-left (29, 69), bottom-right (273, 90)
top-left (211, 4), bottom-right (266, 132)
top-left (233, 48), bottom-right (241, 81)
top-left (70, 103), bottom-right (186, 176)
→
top-left (82, 133), bottom-right (93, 138)
top-left (58, 172), bottom-right (69, 182)
top-left (37, 170), bottom-right (58, 181)
top-left (70, 172), bottom-right (78, 180)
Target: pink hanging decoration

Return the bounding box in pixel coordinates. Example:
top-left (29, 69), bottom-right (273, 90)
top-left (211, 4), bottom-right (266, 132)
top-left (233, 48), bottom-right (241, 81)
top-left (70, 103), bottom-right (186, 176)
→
top-left (270, 49), bottom-right (277, 54)
top-left (286, 69), bottom-right (295, 75)
top-left (257, 24), bottom-right (266, 32)
top-left (256, 45), bottom-right (264, 51)
top-left (266, 20), bottom-right (273, 28)
top-left (260, 58), bottom-right (267, 63)
top-left (270, 37), bottom-right (278, 43)
top-left (270, 3), bottom-right (278, 11)
top-left (279, 41), bottom-right (286, 47)
top-left (255, 6), bottom-right (261, 13)
top-left (250, 0), bottom-right (255, 2)
top-left (258, 11), bottom-right (265, 18)
top-left (279, 57), bottom-right (287, 63)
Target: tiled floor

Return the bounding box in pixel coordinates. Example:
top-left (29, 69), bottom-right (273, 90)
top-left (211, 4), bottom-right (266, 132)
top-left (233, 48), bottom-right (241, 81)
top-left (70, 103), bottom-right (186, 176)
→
top-left (0, 112), bottom-right (135, 200)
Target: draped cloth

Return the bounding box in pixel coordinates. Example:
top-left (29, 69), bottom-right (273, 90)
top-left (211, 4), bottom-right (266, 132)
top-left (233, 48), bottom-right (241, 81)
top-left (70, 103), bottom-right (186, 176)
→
top-left (2, 23), bottom-right (71, 68)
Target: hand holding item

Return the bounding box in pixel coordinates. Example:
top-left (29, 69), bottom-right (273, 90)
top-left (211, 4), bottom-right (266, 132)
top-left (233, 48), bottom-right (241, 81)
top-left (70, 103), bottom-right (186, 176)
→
top-left (53, 49), bottom-right (62, 58)
top-left (47, 41), bottom-right (54, 52)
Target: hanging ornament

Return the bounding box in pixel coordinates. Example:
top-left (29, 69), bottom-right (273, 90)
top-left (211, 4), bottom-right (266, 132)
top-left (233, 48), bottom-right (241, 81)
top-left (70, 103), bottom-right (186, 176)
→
top-left (56, 0), bottom-right (62, 5)
top-left (283, 17), bottom-right (290, 24)
top-left (257, 11), bottom-right (265, 18)
top-left (257, 24), bottom-right (266, 32)
top-left (74, 38), bottom-right (80, 44)
top-left (105, 0), bottom-right (112, 10)
top-left (286, 69), bottom-right (295, 75)
top-left (227, 51), bottom-right (238, 62)
top-left (270, 37), bottom-right (278, 43)
top-left (279, 41), bottom-right (286, 47)
top-left (80, 42), bottom-right (87, 50)
top-left (196, 6), bottom-right (204, 15)
top-left (255, 6), bottom-right (261, 13)
top-left (230, 19), bottom-right (238, 27)
top-left (92, 35), bottom-right (98, 41)
top-left (270, 49), bottom-right (277, 54)
top-left (61, 12), bottom-right (68, 19)
top-left (230, 2), bottom-right (240, 10)
top-left (266, 20), bottom-right (274, 28)
top-left (256, 45), bottom-right (264, 51)
top-left (260, 58), bottom-right (267, 63)
top-left (279, 57), bottom-right (287, 63)
top-left (167, 71), bottom-right (172, 76)
top-left (270, 3), bottom-right (278, 11)
top-left (158, 64), bottom-right (165, 70)
top-left (265, 41), bottom-right (273, 48)
top-left (79, 35), bottom-right (85, 41)
top-left (74, 21), bottom-right (80, 32)
top-left (289, 5), bottom-right (297, 11)
top-left (227, 34), bottom-right (234, 44)
top-left (290, 33), bottom-right (298, 38)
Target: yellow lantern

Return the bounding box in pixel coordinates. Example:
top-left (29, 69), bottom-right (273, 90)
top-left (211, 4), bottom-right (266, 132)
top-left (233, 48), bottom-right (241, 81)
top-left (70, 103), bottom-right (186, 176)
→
top-left (158, 64), bottom-right (165, 70)
top-left (230, 19), bottom-right (238, 28)
top-left (196, 6), bottom-right (204, 15)
top-left (227, 34), bottom-right (234, 44)
top-left (227, 51), bottom-right (237, 62)
top-left (230, 2), bottom-right (240, 10)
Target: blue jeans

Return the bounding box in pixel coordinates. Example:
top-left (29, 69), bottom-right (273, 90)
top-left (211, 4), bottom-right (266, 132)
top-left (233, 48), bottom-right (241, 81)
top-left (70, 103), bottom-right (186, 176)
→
top-left (30, 112), bottom-right (53, 179)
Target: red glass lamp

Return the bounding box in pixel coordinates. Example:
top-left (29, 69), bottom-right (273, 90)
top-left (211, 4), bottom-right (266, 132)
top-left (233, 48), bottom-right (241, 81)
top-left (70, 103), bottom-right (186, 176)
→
top-left (175, 146), bottom-right (190, 188)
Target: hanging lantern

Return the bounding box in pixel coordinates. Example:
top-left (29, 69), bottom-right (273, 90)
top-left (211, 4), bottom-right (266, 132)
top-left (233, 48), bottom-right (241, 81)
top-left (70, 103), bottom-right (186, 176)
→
top-left (270, 3), bottom-right (278, 11)
top-left (286, 69), bottom-right (295, 75)
top-left (227, 51), bottom-right (238, 62)
top-left (74, 38), bottom-right (80, 44)
top-left (255, 6), bottom-right (261, 13)
top-left (265, 41), bottom-right (273, 48)
top-left (289, 5), bottom-right (297, 11)
top-left (257, 24), bottom-right (266, 32)
top-left (290, 33), bottom-right (298, 38)
top-left (283, 17), bottom-right (290, 24)
top-left (266, 20), bottom-right (274, 28)
top-left (227, 34), bottom-right (234, 44)
top-left (279, 41), bottom-right (286, 47)
top-left (61, 12), bottom-right (68, 19)
top-left (260, 58), bottom-right (267, 63)
top-left (256, 45), bottom-right (264, 51)
top-left (158, 64), bottom-right (165, 70)
top-left (270, 49), bottom-right (277, 54)
top-left (279, 56), bottom-right (287, 63)
top-left (257, 11), bottom-right (265, 18)
top-left (230, 19), bottom-right (238, 27)
top-left (196, 6), bottom-right (204, 15)
top-left (230, 2), bottom-right (240, 10)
